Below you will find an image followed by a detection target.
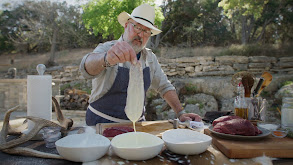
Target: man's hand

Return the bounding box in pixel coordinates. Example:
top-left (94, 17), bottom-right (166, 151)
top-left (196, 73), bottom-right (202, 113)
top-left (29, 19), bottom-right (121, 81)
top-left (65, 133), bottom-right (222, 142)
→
top-left (106, 41), bottom-right (137, 65)
top-left (179, 113), bottom-right (201, 122)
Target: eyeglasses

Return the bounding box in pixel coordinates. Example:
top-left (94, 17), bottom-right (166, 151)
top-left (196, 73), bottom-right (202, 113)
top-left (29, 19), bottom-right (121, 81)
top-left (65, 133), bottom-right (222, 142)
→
top-left (129, 22), bottom-right (152, 37)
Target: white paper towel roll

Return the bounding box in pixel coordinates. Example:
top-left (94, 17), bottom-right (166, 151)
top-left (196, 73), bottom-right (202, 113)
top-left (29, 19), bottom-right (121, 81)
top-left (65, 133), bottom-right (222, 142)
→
top-left (27, 75), bottom-right (52, 131)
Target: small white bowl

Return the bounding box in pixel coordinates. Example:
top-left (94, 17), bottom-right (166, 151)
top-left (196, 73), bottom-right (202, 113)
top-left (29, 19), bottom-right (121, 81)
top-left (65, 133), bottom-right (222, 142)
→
top-left (257, 121), bottom-right (280, 131)
top-left (55, 133), bottom-right (110, 162)
top-left (111, 132), bottom-right (164, 160)
top-left (162, 129), bottom-right (212, 155)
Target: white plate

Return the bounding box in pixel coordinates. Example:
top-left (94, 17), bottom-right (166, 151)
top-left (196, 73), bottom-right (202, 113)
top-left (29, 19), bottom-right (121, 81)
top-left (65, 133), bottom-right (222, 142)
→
top-left (208, 125), bottom-right (270, 140)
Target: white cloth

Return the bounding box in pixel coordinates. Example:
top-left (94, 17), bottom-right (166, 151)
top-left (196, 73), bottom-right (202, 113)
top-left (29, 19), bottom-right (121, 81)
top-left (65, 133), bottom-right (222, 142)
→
top-left (189, 121), bottom-right (204, 129)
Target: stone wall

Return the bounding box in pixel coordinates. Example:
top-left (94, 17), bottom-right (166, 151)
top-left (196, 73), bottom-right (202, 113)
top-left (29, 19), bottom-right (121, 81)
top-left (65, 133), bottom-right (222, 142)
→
top-left (0, 79), bottom-right (61, 111)
top-left (1, 55), bottom-right (292, 112)
top-left (4, 55), bottom-right (292, 83)
top-left (159, 56), bottom-right (293, 77)
top-left (31, 56), bottom-right (293, 81)
top-left (0, 79), bottom-right (27, 110)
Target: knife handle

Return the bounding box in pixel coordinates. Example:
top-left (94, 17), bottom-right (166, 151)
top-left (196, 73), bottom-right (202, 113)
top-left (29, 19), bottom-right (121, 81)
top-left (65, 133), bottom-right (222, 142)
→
top-left (253, 78), bottom-right (264, 97)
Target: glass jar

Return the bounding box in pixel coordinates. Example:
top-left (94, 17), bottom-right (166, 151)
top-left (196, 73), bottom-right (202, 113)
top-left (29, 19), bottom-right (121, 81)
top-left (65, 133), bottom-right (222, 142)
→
top-left (234, 83), bottom-right (249, 119)
top-left (234, 97), bottom-right (248, 119)
top-left (250, 97), bottom-right (266, 121)
top-left (281, 97), bottom-right (293, 128)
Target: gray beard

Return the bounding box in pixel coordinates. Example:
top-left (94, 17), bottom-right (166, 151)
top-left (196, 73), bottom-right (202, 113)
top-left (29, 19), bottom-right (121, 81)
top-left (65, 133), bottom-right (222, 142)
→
top-left (129, 42), bottom-right (143, 54)
top-left (123, 33), bottom-right (144, 54)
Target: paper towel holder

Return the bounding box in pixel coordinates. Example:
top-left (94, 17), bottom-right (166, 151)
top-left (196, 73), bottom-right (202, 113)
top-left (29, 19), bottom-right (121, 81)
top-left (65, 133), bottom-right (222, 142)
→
top-left (24, 64), bottom-right (52, 140)
top-left (37, 64), bottom-right (46, 75)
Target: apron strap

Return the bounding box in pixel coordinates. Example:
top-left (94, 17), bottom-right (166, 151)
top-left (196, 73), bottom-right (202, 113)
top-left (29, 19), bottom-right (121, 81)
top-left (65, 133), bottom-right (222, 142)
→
top-left (88, 105), bottom-right (130, 123)
top-left (145, 54), bottom-right (149, 67)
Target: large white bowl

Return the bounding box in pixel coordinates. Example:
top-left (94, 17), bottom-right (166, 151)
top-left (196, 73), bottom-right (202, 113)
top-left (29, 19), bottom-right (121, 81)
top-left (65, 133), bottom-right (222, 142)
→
top-left (162, 129), bottom-right (212, 155)
top-left (111, 132), bottom-right (164, 160)
top-left (55, 133), bottom-right (110, 162)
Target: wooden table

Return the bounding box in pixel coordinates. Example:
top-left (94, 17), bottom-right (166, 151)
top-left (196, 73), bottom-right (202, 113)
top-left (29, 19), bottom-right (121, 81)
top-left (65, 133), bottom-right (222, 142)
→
top-left (1, 141), bottom-right (292, 165)
top-left (1, 121), bottom-right (293, 165)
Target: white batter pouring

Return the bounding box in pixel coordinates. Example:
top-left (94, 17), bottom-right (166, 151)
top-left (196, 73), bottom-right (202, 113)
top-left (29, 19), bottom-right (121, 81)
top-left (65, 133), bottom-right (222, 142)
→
top-left (124, 62), bottom-right (144, 132)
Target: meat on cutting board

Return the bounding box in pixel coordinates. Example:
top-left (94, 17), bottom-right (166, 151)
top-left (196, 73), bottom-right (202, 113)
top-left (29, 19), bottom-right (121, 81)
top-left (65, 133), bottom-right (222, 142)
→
top-left (102, 126), bottom-right (134, 137)
top-left (213, 118), bottom-right (262, 136)
top-left (212, 115), bottom-right (241, 127)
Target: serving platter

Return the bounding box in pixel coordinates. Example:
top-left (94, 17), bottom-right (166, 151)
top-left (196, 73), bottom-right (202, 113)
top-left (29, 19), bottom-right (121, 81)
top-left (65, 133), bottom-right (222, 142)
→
top-left (208, 125), bottom-right (271, 140)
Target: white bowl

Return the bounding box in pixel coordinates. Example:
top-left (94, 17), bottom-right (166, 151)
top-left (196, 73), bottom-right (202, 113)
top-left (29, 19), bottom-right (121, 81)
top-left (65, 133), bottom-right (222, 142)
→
top-left (55, 133), bottom-right (110, 162)
top-left (257, 121), bottom-right (280, 131)
top-left (111, 132), bottom-right (164, 160)
top-left (162, 129), bottom-right (212, 155)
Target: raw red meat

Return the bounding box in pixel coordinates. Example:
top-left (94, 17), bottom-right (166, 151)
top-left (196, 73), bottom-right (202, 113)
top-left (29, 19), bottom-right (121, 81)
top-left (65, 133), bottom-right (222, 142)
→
top-left (213, 118), bottom-right (262, 136)
top-left (212, 115), bottom-right (241, 127)
top-left (254, 125), bottom-right (262, 135)
top-left (102, 126), bottom-right (134, 137)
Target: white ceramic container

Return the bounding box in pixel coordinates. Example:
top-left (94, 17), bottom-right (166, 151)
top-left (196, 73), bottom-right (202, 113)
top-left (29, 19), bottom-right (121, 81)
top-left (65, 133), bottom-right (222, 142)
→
top-left (111, 132), bottom-right (164, 161)
top-left (55, 133), bottom-right (110, 162)
top-left (162, 129), bottom-right (212, 155)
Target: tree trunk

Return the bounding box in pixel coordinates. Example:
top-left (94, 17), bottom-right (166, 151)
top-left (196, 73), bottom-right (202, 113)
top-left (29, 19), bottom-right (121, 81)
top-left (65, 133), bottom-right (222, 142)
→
top-left (48, 27), bottom-right (58, 66)
top-left (229, 19), bottom-right (237, 41)
top-left (241, 16), bottom-right (247, 45)
top-left (154, 34), bottom-right (161, 48)
top-left (246, 16), bottom-right (255, 43)
top-left (255, 18), bottom-right (272, 43)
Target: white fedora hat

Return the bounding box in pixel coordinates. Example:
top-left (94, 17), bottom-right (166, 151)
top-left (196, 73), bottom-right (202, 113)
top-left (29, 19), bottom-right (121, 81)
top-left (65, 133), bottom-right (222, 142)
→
top-left (118, 4), bottom-right (162, 36)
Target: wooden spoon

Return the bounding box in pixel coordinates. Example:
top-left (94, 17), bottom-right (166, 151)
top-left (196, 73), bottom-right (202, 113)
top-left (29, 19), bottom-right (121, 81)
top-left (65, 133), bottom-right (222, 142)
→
top-left (242, 75), bottom-right (254, 97)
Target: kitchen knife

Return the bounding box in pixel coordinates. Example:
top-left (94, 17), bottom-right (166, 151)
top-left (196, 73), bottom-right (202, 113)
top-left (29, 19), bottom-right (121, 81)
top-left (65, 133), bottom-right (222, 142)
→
top-left (252, 77), bottom-right (264, 97)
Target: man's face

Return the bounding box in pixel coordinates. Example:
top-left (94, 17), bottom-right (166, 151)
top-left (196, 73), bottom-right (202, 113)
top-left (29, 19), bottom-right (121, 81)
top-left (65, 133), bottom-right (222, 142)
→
top-left (124, 19), bottom-right (151, 54)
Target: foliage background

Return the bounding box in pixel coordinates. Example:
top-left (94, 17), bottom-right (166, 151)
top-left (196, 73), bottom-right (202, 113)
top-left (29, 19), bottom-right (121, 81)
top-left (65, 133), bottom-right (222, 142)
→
top-left (0, 0), bottom-right (292, 65)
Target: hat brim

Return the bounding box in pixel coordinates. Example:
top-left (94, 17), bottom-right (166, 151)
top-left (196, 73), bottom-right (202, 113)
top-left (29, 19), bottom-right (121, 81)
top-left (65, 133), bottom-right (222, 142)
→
top-left (118, 12), bottom-right (162, 36)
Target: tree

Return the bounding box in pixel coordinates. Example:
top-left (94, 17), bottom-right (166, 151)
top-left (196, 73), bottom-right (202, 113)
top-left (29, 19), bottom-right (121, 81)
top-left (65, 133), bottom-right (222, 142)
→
top-left (0, 1), bottom-right (89, 65)
top-left (160, 0), bottom-right (232, 46)
top-left (82, 0), bottom-right (164, 47)
top-left (159, 0), bottom-right (200, 46)
top-left (255, 0), bottom-right (293, 44)
top-left (218, 0), bottom-right (293, 44)
top-left (0, 9), bottom-right (18, 53)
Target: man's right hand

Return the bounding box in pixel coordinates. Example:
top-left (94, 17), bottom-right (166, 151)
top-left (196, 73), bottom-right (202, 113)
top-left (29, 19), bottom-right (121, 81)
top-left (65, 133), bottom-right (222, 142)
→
top-left (84, 41), bottom-right (138, 76)
top-left (106, 41), bottom-right (137, 66)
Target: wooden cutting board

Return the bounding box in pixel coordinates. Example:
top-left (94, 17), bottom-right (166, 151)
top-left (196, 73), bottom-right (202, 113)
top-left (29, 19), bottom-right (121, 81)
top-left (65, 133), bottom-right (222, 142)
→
top-left (204, 129), bottom-right (293, 158)
top-left (96, 120), bottom-right (174, 139)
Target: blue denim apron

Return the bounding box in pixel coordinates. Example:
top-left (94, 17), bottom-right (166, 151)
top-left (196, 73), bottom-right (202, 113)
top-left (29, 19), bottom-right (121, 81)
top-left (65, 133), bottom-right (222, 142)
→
top-left (86, 63), bottom-right (151, 125)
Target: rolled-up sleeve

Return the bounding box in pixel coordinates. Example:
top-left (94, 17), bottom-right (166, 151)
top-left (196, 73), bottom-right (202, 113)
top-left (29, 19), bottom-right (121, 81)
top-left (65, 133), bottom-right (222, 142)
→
top-left (79, 53), bottom-right (96, 79)
top-left (79, 41), bottom-right (115, 79)
top-left (78, 40), bottom-right (119, 103)
top-left (148, 51), bottom-right (175, 97)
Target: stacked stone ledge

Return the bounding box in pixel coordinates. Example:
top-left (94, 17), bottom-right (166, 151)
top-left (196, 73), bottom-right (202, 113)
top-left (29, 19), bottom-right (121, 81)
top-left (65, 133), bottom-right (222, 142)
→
top-left (159, 55), bottom-right (292, 77)
top-left (1, 55), bottom-right (293, 112)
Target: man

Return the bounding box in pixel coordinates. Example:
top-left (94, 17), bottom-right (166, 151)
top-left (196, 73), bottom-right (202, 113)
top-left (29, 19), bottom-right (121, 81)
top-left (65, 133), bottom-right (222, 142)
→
top-left (80, 4), bottom-right (201, 125)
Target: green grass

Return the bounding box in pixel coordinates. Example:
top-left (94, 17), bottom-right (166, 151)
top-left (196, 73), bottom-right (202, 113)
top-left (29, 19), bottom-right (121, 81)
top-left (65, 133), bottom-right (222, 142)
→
top-left (281, 80), bottom-right (293, 87)
top-left (185, 99), bottom-right (204, 109)
top-left (185, 99), bottom-right (198, 104)
top-left (217, 43), bottom-right (293, 57)
top-left (185, 83), bottom-right (197, 94)
top-left (156, 43), bottom-right (293, 58)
